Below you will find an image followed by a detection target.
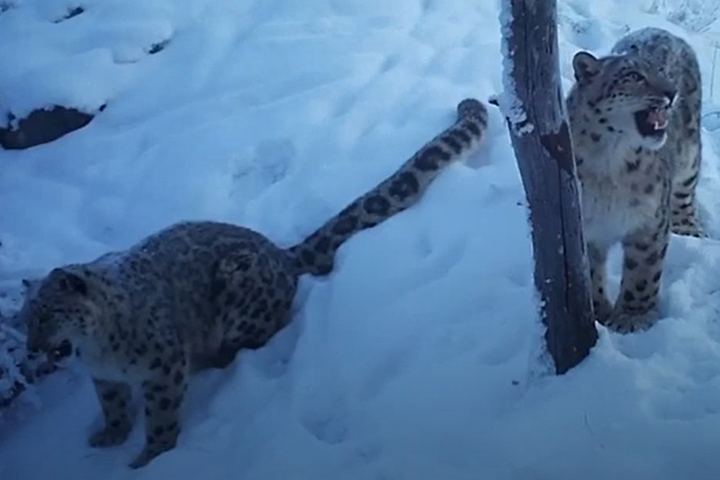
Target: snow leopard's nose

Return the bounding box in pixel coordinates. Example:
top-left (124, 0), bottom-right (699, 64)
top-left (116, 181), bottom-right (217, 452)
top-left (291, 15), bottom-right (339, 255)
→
top-left (664, 88), bottom-right (677, 104)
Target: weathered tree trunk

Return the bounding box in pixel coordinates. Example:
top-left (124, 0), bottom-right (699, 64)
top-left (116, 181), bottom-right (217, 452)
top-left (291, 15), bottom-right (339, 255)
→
top-left (497, 0), bottom-right (597, 374)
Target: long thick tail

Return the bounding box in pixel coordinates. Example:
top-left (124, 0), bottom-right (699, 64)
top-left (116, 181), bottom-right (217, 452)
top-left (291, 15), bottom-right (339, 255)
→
top-left (288, 98), bottom-right (488, 276)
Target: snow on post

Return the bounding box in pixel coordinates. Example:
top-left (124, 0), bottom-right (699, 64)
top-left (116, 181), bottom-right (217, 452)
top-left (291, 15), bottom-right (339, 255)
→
top-left (496, 0), bottom-right (597, 374)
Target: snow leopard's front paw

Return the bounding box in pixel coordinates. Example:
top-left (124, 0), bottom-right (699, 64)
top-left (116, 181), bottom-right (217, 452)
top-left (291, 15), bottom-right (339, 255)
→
top-left (592, 296), bottom-right (613, 324)
top-left (89, 422), bottom-right (131, 448)
top-left (128, 440), bottom-right (176, 469)
top-left (602, 307), bottom-right (660, 334)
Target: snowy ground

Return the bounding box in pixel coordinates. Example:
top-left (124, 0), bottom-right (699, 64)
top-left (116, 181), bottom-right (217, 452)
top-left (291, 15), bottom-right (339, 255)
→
top-left (3, 0), bottom-right (720, 478)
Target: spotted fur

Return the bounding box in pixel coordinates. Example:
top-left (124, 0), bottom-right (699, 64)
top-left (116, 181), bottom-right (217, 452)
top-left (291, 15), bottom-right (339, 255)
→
top-left (568, 27), bottom-right (702, 333)
top-left (19, 98), bottom-right (488, 468)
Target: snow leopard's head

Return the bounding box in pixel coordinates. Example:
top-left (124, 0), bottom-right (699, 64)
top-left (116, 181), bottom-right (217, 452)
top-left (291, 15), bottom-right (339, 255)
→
top-left (572, 50), bottom-right (678, 150)
top-left (20, 267), bottom-right (99, 363)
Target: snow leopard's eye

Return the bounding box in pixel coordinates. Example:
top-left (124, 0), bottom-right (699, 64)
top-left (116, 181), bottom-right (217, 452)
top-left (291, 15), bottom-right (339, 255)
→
top-left (626, 71), bottom-right (646, 82)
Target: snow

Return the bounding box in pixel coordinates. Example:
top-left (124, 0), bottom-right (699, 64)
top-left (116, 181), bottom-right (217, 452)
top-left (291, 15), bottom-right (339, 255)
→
top-left (2, 0), bottom-right (720, 478)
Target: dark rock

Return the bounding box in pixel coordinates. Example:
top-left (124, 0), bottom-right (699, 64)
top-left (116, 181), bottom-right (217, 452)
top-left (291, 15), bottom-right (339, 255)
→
top-left (0, 104), bottom-right (104, 150)
top-left (147, 39), bottom-right (170, 55)
top-left (54, 6), bottom-right (85, 23)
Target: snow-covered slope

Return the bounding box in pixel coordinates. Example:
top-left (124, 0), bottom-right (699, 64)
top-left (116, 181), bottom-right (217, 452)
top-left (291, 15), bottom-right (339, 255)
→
top-left (2, 0), bottom-right (720, 479)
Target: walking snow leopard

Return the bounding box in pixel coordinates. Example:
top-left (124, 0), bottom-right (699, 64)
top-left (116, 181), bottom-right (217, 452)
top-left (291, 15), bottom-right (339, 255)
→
top-left (18, 98), bottom-right (488, 468)
top-left (568, 27), bottom-right (703, 333)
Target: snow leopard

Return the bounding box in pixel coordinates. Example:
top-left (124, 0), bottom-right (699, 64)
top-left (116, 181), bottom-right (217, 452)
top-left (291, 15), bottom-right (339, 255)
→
top-left (568, 27), bottom-right (702, 333)
top-left (17, 98), bottom-right (488, 468)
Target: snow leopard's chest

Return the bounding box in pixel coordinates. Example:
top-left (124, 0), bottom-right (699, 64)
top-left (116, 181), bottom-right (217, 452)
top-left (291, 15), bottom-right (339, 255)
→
top-left (578, 155), bottom-right (667, 248)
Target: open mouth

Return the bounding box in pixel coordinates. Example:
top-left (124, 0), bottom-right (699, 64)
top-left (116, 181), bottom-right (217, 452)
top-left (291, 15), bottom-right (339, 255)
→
top-left (47, 340), bottom-right (73, 362)
top-left (634, 107), bottom-right (669, 138)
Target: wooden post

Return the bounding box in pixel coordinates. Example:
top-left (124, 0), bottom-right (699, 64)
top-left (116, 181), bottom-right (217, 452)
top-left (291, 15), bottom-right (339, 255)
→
top-left (496, 0), bottom-right (597, 374)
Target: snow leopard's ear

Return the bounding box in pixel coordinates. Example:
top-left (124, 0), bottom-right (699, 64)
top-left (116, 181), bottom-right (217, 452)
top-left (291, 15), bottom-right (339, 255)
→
top-left (21, 277), bottom-right (41, 295)
top-left (49, 268), bottom-right (88, 296)
top-left (573, 51), bottom-right (601, 83)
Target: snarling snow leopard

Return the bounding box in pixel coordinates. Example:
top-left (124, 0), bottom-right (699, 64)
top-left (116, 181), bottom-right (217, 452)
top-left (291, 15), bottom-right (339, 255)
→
top-left (17, 98), bottom-right (488, 468)
top-left (568, 27), bottom-right (702, 333)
